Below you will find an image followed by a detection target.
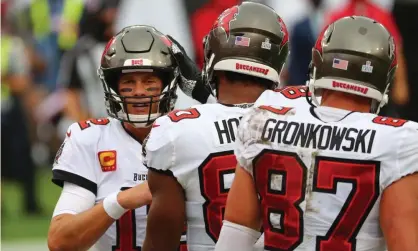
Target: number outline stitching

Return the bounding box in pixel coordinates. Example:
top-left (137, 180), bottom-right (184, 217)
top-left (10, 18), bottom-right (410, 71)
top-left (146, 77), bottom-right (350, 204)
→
top-left (78, 118), bottom-right (110, 130)
top-left (252, 151), bottom-right (380, 251)
top-left (253, 149), bottom-right (307, 251)
top-left (259, 106), bottom-right (293, 116)
top-left (113, 187), bottom-right (141, 251)
top-left (279, 86), bottom-right (310, 99)
top-left (312, 156), bottom-right (380, 251)
top-left (168, 108), bottom-right (201, 123)
top-left (372, 116), bottom-right (407, 127)
top-left (198, 150), bottom-right (236, 242)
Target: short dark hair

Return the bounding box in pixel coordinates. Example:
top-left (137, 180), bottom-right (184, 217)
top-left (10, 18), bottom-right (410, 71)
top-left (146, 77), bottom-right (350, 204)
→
top-left (219, 71), bottom-right (276, 89)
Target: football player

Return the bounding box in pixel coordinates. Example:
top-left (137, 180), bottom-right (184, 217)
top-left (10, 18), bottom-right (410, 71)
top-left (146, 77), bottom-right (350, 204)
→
top-left (48, 25), bottom-right (186, 251)
top-left (142, 2), bottom-right (290, 251)
top-left (216, 16), bottom-right (418, 251)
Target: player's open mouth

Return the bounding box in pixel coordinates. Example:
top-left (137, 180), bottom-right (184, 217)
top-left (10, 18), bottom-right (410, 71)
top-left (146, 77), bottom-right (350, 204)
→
top-left (131, 104), bottom-right (150, 113)
top-left (132, 104), bottom-right (148, 108)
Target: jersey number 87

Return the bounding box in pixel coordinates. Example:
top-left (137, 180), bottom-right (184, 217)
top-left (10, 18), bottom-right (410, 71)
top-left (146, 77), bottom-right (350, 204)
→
top-left (197, 150), bottom-right (380, 251)
top-left (254, 149), bottom-right (380, 251)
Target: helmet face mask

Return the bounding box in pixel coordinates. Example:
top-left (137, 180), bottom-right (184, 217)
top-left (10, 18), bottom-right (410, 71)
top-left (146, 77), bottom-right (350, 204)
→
top-left (202, 2), bottom-right (290, 98)
top-left (308, 16), bottom-right (398, 114)
top-left (99, 70), bottom-right (178, 128)
top-left (98, 25), bottom-right (179, 127)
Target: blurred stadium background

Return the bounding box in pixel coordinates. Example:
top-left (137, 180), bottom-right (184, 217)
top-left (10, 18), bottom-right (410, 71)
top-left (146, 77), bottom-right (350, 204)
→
top-left (1, 0), bottom-right (417, 250)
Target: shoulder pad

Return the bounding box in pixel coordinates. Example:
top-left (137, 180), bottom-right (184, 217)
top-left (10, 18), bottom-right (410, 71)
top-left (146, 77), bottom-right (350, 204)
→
top-left (275, 86), bottom-right (310, 99)
top-left (165, 107), bottom-right (202, 123)
top-left (64, 118), bottom-right (111, 145)
top-left (371, 115), bottom-right (409, 128)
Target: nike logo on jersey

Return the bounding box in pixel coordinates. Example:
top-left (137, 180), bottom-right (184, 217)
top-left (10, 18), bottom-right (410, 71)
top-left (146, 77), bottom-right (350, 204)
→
top-left (66, 130), bottom-right (72, 137)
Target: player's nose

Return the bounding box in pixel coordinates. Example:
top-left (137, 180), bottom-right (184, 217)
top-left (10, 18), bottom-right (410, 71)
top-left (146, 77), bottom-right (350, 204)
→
top-left (132, 82), bottom-right (148, 97)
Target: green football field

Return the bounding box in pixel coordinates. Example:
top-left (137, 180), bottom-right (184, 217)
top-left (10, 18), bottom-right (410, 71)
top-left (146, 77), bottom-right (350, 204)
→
top-left (1, 167), bottom-right (61, 250)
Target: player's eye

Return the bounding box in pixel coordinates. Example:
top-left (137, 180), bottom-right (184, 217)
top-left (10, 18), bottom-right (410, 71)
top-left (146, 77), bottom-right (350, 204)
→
top-left (145, 87), bottom-right (159, 92)
top-left (120, 87), bottom-right (133, 93)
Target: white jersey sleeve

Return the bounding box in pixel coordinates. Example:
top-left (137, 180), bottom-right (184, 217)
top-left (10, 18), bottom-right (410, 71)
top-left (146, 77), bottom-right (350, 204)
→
top-left (255, 86), bottom-right (313, 108)
top-left (144, 106), bottom-right (216, 189)
top-left (52, 122), bottom-right (100, 195)
top-left (143, 116), bottom-right (174, 173)
top-left (144, 114), bottom-right (193, 187)
top-left (52, 182), bottom-right (96, 217)
top-left (381, 122), bottom-right (418, 189)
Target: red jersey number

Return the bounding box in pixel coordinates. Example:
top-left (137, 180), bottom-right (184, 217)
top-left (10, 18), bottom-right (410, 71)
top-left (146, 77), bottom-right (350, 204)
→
top-left (278, 86), bottom-right (310, 99)
top-left (168, 108), bottom-right (201, 122)
top-left (114, 210), bottom-right (140, 251)
top-left (198, 151), bottom-right (237, 242)
top-left (254, 150), bottom-right (380, 251)
top-left (78, 118), bottom-right (110, 130)
top-left (259, 105), bottom-right (293, 115)
top-left (372, 116), bottom-right (407, 127)
top-left (115, 191), bottom-right (188, 251)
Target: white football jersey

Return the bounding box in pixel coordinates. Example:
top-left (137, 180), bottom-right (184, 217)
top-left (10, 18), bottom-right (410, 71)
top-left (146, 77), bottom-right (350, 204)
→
top-left (235, 104), bottom-right (418, 251)
top-left (53, 117), bottom-right (150, 250)
top-left (255, 86), bottom-right (313, 108)
top-left (145, 103), bottom-right (250, 251)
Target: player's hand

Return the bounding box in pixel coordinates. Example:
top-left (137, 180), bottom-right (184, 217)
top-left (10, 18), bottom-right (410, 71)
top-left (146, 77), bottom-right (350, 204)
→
top-left (167, 35), bottom-right (212, 104)
top-left (117, 182), bottom-right (152, 210)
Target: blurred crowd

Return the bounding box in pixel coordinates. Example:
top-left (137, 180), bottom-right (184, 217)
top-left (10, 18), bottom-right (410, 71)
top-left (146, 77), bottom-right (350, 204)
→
top-left (1, 0), bottom-right (417, 214)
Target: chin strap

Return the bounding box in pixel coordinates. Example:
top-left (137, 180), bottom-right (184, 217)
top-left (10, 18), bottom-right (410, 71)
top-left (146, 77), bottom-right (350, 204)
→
top-left (306, 67), bottom-right (320, 108)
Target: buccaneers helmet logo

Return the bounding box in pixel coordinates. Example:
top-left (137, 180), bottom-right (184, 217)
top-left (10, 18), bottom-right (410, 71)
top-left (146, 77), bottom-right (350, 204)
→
top-left (212, 6), bottom-right (239, 38)
top-left (389, 36), bottom-right (397, 68)
top-left (101, 37), bottom-right (115, 61)
top-left (161, 35), bottom-right (173, 47)
top-left (314, 25), bottom-right (332, 56)
top-left (277, 17), bottom-right (289, 48)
